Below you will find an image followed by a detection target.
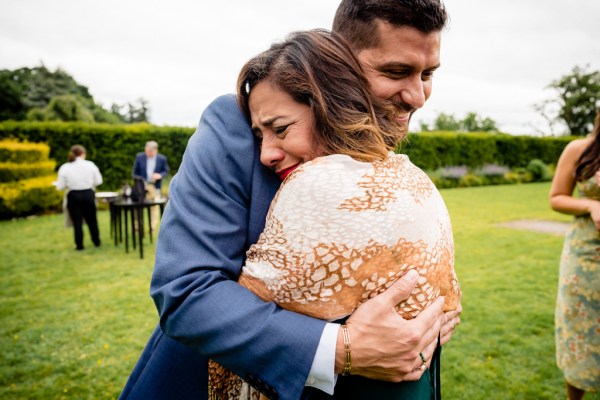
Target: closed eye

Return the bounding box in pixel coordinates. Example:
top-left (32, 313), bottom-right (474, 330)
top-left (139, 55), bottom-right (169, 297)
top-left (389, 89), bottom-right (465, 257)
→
top-left (274, 124), bottom-right (290, 137)
top-left (383, 69), bottom-right (409, 79)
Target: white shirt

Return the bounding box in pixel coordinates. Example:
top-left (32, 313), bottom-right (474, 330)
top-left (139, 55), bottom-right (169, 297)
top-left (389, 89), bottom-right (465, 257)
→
top-left (56, 157), bottom-right (103, 191)
top-left (146, 156), bottom-right (156, 182)
top-left (306, 323), bottom-right (338, 394)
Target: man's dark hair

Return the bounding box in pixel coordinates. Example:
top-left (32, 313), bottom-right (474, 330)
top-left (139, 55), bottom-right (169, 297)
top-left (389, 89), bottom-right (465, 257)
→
top-left (332, 0), bottom-right (448, 51)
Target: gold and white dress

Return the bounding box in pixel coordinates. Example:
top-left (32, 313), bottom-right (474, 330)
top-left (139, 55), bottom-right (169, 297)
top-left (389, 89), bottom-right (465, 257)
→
top-left (209, 152), bottom-right (461, 399)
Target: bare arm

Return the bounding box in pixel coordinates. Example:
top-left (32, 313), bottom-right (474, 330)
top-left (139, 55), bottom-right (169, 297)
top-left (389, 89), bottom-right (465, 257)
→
top-left (550, 138), bottom-right (600, 230)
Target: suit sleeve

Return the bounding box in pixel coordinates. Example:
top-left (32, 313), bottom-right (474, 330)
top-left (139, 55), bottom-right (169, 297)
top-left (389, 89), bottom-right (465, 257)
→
top-left (150, 94), bottom-right (326, 399)
top-left (132, 153), bottom-right (144, 181)
top-left (158, 155), bottom-right (169, 179)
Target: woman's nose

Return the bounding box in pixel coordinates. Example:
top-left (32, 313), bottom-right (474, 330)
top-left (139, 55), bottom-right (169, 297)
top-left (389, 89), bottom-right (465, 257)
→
top-left (259, 138), bottom-right (285, 167)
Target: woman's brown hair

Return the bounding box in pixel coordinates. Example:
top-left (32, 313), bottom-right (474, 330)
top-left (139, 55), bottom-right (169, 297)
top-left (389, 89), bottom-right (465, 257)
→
top-left (68, 145), bottom-right (86, 162)
top-left (237, 29), bottom-right (405, 163)
top-left (575, 109), bottom-right (600, 181)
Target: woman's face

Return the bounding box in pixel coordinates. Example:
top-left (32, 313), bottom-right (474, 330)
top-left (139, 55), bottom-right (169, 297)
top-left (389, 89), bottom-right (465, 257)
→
top-left (249, 80), bottom-right (323, 180)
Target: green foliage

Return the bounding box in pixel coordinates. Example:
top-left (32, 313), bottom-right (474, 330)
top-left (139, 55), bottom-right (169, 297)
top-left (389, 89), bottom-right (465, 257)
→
top-left (427, 164), bottom-right (530, 189)
top-left (0, 64), bottom-right (145, 124)
top-left (420, 111), bottom-right (498, 132)
top-left (26, 94), bottom-right (95, 123)
top-left (0, 121), bottom-right (194, 190)
top-left (526, 159), bottom-right (553, 182)
top-left (0, 175), bottom-right (62, 217)
top-left (124, 98), bottom-right (151, 123)
top-left (0, 140), bottom-right (50, 163)
top-left (0, 140), bottom-right (61, 218)
top-left (0, 161), bottom-right (56, 182)
top-left (0, 122), bottom-right (574, 191)
top-left (397, 131), bottom-right (574, 171)
top-left (0, 71), bottom-right (26, 120)
top-left (535, 65), bottom-right (600, 135)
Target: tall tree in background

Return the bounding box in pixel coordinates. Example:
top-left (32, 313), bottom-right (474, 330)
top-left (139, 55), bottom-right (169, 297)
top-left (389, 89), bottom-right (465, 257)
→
top-left (0, 64), bottom-right (149, 124)
top-left (125, 98), bottom-right (150, 123)
top-left (420, 112), bottom-right (498, 132)
top-left (535, 65), bottom-right (600, 136)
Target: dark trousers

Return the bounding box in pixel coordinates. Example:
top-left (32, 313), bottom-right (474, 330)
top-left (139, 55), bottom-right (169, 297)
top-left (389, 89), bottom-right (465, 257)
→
top-left (67, 189), bottom-right (100, 249)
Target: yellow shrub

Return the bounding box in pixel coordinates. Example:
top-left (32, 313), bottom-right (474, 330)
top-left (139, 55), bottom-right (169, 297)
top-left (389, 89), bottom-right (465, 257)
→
top-left (0, 141), bottom-right (50, 163)
top-left (0, 161), bottom-right (56, 183)
top-left (0, 175), bottom-right (62, 217)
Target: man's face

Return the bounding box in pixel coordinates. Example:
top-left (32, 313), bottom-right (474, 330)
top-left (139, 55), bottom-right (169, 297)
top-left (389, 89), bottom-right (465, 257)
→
top-left (145, 147), bottom-right (157, 158)
top-left (357, 21), bottom-right (441, 128)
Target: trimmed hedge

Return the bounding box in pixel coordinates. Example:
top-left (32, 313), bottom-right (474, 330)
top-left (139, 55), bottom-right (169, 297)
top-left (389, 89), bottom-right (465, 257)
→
top-left (0, 175), bottom-right (62, 217)
top-left (397, 131), bottom-right (574, 170)
top-left (0, 121), bottom-right (195, 190)
top-left (0, 122), bottom-right (577, 191)
top-left (0, 161), bottom-right (56, 182)
top-left (0, 140), bottom-right (62, 218)
top-left (0, 140), bottom-right (50, 163)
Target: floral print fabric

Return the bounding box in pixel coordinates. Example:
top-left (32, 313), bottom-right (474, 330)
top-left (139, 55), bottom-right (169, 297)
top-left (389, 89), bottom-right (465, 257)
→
top-left (555, 176), bottom-right (600, 391)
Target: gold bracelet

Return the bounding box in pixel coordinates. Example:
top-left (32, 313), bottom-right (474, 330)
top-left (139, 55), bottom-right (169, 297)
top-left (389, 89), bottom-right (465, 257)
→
top-left (341, 324), bottom-right (351, 376)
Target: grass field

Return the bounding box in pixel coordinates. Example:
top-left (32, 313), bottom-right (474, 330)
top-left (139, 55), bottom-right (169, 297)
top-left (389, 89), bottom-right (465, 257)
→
top-left (1, 182), bottom-right (598, 399)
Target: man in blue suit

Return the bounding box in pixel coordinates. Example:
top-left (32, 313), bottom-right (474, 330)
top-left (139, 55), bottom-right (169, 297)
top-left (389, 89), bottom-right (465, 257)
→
top-left (132, 140), bottom-right (169, 229)
top-left (120, 1), bottom-right (461, 399)
top-left (132, 140), bottom-right (169, 193)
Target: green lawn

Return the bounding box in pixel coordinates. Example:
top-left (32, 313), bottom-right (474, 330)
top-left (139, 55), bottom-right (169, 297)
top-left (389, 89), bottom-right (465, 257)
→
top-left (1, 182), bottom-right (598, 399)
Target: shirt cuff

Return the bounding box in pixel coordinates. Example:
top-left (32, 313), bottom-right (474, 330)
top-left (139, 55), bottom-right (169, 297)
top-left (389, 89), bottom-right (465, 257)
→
top-left (305, 322), bottom-right (339, 394)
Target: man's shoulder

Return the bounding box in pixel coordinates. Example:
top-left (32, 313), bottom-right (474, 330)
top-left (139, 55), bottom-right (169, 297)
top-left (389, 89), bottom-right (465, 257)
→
top-left (195, 93), bottom-right (250, 144)
top-left (202, 94), bottom-right (245, 123)
top-left (207, 93), bottom-right (238, 110)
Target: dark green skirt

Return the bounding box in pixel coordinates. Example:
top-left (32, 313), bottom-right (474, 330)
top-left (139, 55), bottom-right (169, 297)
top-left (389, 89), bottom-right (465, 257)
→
top-left (331, 344), bottom-right (441, 400)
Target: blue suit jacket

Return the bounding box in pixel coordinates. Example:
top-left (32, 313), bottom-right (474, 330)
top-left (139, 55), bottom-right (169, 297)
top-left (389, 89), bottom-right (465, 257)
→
top-left (132, 152), bottom-right (169, 189)
top-left (120, 95), bottom-right (326, 400)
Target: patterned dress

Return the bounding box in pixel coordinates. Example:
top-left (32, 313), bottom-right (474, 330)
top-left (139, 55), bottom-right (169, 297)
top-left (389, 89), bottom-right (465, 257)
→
top-left (555, 175), bottom-right (600, 391)
top-left (209, 153), bottom-right (461, 399)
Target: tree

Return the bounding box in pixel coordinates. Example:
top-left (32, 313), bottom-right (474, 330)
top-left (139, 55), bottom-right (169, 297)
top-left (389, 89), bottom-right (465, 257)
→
top-left (125, 98), bottom-right (150, 123)
top-left (26, 94), bottom-right (94, 122)
top-left (0, 71), bottom-right (26, 120)
top-left (461, 112), bottom-right (498, 132)
top-left (535, 65), bottom-right (600, 136)
top-left (0, 64), bottom-right (148, 124)
top-left (420, 112), bottom-right (498, 132)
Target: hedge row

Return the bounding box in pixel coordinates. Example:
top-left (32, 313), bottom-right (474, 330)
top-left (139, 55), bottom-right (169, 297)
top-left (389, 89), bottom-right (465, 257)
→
top-left (0, 140), bottom-right (62, 218)
top-left (0, 140), bottom-right (50, 163)
top-left (0, 161), bottom-right (56, 182)
top-left (397, 131), bottom-right (574, 170)
top-left (0, 121), bottom-right (195, 190)
top-left (0, 122), bottom-right (575, 190)
top-left (0, 175), bottom-right (62, 218)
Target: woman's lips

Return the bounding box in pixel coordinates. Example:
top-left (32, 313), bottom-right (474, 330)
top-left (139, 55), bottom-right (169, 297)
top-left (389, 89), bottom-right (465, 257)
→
top-left (277, 164), bottom-right (300, 180)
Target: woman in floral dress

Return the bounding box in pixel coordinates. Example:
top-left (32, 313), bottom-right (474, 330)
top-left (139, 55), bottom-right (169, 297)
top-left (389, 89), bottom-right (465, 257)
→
top-left (550, 109), bottom-right (600, 399)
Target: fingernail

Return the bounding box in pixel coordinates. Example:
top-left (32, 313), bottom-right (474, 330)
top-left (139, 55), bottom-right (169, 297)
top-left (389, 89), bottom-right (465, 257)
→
top-left (404, 270), bottom-right (418, 282)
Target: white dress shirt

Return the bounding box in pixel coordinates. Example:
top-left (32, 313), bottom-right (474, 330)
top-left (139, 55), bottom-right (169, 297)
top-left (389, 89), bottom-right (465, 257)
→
top-left (306, 322), bottom-right (339, 394)
top-left (146, 156), bottom-right (156, 182)
top-left (56, 157), bottom-right (103, 191)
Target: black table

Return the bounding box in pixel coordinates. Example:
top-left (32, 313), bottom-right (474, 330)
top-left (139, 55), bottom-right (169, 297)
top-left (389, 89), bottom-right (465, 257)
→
top-left (95, 192), bottom-right (119, 238)
top-left (111, 197), bottom-right (168, 259)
